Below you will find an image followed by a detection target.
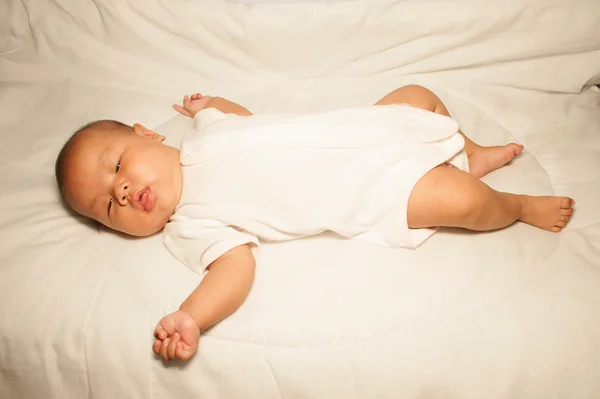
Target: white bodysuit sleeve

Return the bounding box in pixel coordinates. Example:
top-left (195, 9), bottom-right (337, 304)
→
top-left (163, 218), bottom-right (259, 274)
top-left (194, 107), bottom-right (229, 130)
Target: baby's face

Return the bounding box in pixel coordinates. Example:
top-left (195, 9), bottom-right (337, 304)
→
top-left (63, 125), bottom-right (182, 236)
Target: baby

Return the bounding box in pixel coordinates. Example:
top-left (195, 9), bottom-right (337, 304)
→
top-left (55, 85), bottom-right (574, 362)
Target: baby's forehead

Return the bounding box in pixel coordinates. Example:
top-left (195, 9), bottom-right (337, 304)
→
top-left (74, 127), bottom-right (129, 149)
top-left (66, 130), bottom-right (118, 170)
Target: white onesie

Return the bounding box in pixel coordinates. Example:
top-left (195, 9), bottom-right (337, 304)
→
top-left (163, 105), bottom-right (468, 273)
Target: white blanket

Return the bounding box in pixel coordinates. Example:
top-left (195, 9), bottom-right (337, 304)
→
top-left (1, 1), bottom-right (600, 398)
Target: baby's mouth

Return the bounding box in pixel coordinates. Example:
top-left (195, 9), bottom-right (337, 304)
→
top-left (133, 188), bottom-right (155, 211)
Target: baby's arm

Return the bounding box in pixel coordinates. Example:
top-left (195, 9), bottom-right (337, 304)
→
top-left (180, 244), bottom-right (255, 329)
top-left (153, 244), bottom-right (255, 361)
top-left (173, 93), bottom-right (253, 118)
top-left (205, 96), bottom-right (253, 116)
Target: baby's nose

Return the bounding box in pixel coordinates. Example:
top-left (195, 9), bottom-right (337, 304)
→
top-left (116, 183), bottom-right (130, 205)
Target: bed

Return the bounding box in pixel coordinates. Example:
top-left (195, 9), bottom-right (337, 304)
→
top-left (1, 0), bottom-right (600, 398)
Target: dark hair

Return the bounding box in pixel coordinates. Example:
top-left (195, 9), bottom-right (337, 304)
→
top-left (55, 120), bottom-right (132, 197)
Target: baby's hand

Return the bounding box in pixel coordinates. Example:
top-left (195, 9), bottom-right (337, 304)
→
top-left (172, 93), bottom-right (213, 118)
top-left (153, 310), bottom-right (200, 362)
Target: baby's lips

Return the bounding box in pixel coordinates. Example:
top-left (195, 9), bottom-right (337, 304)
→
top-left (140, 188), bottom-right (155, 211)
top-left (130, 187), bottom-right (155, 211)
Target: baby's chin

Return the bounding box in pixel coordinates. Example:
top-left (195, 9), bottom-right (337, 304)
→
top-left (122, 227), bottom-right (164, 237)
top-left (122, 224), bottom-right (168, 237)
top-left (113, 217), bottom-right (170, 237)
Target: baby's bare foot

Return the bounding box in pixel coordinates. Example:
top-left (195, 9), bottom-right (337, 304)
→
top-left (469, 143), bottom-right (524, 178)
top-left (519, 196), bottom-right (575, 232)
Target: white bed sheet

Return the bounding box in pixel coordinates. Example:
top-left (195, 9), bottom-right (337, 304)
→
top-left (1, 0), bottom-right (600, 398)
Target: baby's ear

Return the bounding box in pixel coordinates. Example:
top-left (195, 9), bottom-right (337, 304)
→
top-left (132, 123), bottom-right (166, 142)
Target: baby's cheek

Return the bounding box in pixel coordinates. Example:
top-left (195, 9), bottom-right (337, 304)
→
top-left (114, 210), bottom-right (140, 236)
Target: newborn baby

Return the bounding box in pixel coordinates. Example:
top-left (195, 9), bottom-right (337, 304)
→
top-left (55, 85), bottom-right (574, 362)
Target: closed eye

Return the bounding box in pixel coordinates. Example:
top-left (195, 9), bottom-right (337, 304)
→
top-left (108, 158), bottom-right (120, 217)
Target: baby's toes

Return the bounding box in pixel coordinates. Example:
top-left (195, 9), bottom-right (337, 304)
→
top-left (559, 197), bottom-right (574, 209)
top-left (560, 215), bottom-right (571, 222)
top-left (560, 207), bottom-right (574, 216)
top-left (554, 220), bottom-right (567, 229)
top-left (509, 143), bottom-right (524, 155)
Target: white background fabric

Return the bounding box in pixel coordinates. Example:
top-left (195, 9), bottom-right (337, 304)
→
top-left (1, 0), bottom-right (599, 398)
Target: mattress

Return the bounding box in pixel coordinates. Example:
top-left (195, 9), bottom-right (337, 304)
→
top-left (1, 0), bottom-right (599, 398)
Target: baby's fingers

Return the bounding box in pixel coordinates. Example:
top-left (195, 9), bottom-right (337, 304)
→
top-left (183, 95), bottom-right (191, 110)
top-left (152, 338), bottom-right (162, 355)
top-left (175, 340), bottom-right (197, 361)
top-left (154, 324), bottom-right (168, 340)
top-left (172, 104), bottom-right (192, 117)
top-left (167, 333), bottom-right (180, 360)
top-left (159, 337), bottom-right (171, 361)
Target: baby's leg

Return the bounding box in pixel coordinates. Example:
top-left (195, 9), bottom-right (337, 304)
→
top-left (408, 166), bottom-right (574, 232)
top-left (375, 85), bottom-right (523, 178)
